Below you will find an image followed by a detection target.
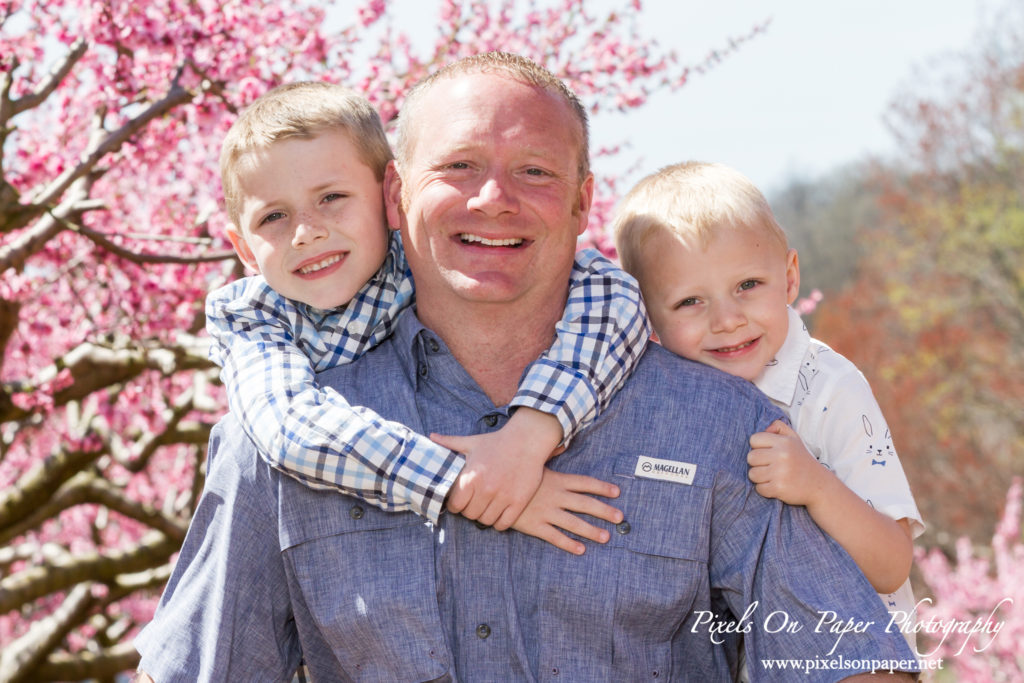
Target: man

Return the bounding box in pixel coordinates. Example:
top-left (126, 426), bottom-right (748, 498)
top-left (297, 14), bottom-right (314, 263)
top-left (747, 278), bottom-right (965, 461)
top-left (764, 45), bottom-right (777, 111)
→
top-left (136, 53), bottom-right (918, 681)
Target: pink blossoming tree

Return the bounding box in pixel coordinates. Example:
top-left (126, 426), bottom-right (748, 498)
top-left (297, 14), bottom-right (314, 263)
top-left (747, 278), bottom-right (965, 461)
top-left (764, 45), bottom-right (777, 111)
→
top-left (915, 479), bottom-right (1024, 681)
top-left (0, 0), bottom-right (762, 678)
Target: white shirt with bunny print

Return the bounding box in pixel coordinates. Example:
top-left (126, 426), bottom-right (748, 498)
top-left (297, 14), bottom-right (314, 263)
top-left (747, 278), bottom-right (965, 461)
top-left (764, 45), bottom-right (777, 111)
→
top-left (755, 306), bottom-right (924, 652)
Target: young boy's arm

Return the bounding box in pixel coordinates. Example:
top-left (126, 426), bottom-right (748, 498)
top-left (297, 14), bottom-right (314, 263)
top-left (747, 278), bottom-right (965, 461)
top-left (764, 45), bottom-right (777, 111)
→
top-left (207, 274), bottom-right (463, 522)
top-left (432, 249), bottom-right (651, 531)
top-left (747, 420), bottom-right (914, 594)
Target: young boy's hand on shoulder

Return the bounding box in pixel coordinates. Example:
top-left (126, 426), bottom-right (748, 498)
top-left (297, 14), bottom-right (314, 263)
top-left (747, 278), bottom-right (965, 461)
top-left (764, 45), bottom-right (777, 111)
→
top-left (747, 419), bottom-right (832, 507)
top-left (434, 408), bottom-right (623, 554)
top-left (433, 408), bottom-right (563, 530)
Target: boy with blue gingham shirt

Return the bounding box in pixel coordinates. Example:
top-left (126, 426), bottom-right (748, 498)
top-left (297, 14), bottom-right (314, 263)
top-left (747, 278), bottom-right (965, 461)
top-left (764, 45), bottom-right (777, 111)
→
top-left (206, 81), bottom-right (648, 552)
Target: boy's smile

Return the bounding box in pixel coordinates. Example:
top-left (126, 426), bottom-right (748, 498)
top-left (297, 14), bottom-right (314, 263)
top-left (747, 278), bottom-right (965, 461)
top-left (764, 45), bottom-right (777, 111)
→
top-left (637, 226), bottom-right (800, 382)
top-left (228, 130), bottom-right (389, 310)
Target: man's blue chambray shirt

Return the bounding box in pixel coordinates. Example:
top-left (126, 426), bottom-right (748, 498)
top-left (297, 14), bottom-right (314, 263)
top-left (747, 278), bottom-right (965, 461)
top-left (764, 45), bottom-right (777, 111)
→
top-left (136, 311), bottom-right (918, 682)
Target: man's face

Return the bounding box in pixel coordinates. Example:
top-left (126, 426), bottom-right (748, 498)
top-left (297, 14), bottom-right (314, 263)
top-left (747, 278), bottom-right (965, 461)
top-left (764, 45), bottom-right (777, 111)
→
top-left (386, 72), bottom-right (593, 313)
top-left (228, 130), bottom-right (389, 310)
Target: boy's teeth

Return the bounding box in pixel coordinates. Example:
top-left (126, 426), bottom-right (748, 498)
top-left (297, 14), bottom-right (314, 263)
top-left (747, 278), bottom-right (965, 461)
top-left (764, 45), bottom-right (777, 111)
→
top-left (299, 254), bottom-right (342, 274)
top-left (718, 340), bottom-right (754, 352)
top-left (460, 234), bottom-right (524, 247)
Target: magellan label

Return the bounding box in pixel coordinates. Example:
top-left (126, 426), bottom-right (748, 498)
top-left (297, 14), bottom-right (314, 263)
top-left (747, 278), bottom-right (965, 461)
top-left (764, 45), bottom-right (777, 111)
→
top-left (634, 456), bottom-right (696, 485)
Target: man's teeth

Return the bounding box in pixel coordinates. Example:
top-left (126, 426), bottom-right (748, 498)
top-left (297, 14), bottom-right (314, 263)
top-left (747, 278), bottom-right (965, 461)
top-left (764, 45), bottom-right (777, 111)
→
top-left (298, 254), bottom-right (342, 274)
top-left (460, 234), bottom-right (524, 247)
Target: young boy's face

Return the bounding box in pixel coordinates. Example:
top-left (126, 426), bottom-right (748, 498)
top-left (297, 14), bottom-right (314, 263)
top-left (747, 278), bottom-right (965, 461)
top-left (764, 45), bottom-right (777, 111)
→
top-left (227, 129), bottom-right (389, 310)
top-left (636, 226), bottom-right (800, 382)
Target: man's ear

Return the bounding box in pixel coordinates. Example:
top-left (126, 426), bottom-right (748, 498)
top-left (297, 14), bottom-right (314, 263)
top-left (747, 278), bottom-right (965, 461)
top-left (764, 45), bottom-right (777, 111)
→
top-left (384, 161), bottom-right (403, 231)
top-left (785, 248), bottom-right (801, 305)
top-left (226, 227), bottom-right (260, 273)
top-left (575, 172), bottom-right (595, 236)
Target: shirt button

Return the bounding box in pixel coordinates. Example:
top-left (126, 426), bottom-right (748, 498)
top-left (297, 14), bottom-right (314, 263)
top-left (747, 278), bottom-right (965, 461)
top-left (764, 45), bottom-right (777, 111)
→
top-left (616, 520), bottom-right (631, 535)
top-left (427, 338), bottom-right (440, 352)
top-left (475, 623), bottom-right (491, 639)
top-left (483, 414), bottom-right (499, 427)
top-left (349, 505), bottom-right (364, 520)
top-left (418, 362), bottom-right (429, 379)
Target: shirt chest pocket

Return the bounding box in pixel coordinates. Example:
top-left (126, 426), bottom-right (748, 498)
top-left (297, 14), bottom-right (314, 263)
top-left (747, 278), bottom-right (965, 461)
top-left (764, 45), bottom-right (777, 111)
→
top-left (606, 458), bottom-right (713, 657)
top-left (281, 491), bottom-right (451, 681)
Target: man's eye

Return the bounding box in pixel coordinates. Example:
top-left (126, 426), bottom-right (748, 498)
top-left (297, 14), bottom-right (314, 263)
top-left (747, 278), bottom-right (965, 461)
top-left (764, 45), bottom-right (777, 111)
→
top-left (446, 162), bottom-right (470, 170)
top-left (525, 167), bottom-right (548, 176)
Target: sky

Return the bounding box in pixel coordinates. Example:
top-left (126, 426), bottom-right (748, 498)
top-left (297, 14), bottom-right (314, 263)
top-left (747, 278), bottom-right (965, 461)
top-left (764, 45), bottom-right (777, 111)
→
top-left (589, 0), bottom-right (994, 194)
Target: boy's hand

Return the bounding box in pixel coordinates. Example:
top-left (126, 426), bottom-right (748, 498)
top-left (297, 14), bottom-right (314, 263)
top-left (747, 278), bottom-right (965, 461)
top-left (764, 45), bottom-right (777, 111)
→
top-left (747, 420), bottom-right (831, 507)
top-left (434, 408), bottom-right (563, 530)
top-left (512, 469), bottom-right (623, 555)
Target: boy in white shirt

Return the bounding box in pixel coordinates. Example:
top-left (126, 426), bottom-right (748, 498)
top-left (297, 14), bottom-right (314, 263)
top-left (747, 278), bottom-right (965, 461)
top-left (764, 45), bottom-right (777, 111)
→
top-left (613, 161), bottom-right (923, 649)
top-left (207, 81), bottom-right (649, 553)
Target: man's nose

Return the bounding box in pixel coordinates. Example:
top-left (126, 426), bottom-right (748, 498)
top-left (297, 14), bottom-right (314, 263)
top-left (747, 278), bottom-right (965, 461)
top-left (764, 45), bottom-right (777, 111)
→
top-left (467, 176), bottom-right (518, 216)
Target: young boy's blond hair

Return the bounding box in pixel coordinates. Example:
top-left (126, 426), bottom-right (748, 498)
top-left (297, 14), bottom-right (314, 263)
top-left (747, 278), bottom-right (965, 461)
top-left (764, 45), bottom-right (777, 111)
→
top-left (219, 81), bottom-right (394, 228)
top-left (612, 161), bottom-right (788, 278)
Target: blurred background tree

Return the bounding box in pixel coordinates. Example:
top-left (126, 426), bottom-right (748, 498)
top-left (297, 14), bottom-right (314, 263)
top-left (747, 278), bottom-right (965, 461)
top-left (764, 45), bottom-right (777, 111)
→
top-left (803, 0), bottom-right (1024, 549)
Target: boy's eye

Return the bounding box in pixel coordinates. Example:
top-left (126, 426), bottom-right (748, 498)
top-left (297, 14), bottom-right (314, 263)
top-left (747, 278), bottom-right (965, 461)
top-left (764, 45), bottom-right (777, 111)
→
top-left (322, 192), bottom-right (346, 203)
top-left (259, 211), bottom-right (286, 226)
top-left (739, 280), bottom-right (760, 291)
top-left (675, 297), bottom-right (699, 309)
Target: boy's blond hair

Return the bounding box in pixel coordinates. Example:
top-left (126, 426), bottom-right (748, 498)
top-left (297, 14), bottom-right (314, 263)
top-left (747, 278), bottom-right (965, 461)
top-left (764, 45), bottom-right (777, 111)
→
top-left (613, 161), bottom-right (788, 279)
top-left (220, 81), bottom-right (393, 228)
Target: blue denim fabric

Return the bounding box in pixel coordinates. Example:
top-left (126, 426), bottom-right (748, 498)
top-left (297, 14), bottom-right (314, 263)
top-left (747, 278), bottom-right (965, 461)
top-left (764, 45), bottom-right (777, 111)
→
top-left (136, 310), bottom-right (917, 682)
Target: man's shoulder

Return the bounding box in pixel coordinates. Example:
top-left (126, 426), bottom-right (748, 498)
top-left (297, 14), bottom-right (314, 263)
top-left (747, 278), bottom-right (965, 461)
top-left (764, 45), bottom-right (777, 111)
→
top-left (630, 343), bottom-right (775, 408)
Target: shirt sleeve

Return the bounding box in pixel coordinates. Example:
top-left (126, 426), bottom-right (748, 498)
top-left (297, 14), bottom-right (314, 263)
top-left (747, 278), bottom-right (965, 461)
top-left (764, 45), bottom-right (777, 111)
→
top-left (510, 248), bottom-right (651, 444)
top-left (810, 365), bottom-right (925, 538)
top-left (134, 419), bottom-right (301, 681)
top-left (205, 234), bottom-right (463, 523)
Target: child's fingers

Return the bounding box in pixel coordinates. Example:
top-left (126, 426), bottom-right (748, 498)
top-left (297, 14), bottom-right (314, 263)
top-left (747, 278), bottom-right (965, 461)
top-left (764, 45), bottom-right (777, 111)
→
top-left (767, 420), bottom-right (797, 437)
top-left (532, 526), bottom-right (586, 556)
top-left (429, 432), bottom-right (466, 453)
top-left (494, 504), bottom-right (525, 531)
top-left (551, 471), bottom-right (621, 500)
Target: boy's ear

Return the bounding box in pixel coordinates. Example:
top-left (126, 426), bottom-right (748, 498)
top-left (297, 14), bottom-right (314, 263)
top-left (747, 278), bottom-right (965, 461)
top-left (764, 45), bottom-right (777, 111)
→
top-left (785, 248), bottom-right (801, 305)
top-left (226, 226), bottom-right (260, 273)
top-left (383, 161), bottom-right (403, 231)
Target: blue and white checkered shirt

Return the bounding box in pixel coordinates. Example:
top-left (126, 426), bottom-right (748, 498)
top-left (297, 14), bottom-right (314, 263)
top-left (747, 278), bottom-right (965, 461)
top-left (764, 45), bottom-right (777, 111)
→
top-left (206, 232), bottom-right (650, 522)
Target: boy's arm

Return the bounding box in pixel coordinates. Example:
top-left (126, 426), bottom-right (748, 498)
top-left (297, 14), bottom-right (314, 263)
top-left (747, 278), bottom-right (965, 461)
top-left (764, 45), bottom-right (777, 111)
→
top-left (431, 250), bottom-right (648, 531)
top-left (509, 249), bottom-right (651, 443)
top-left (747, 420), bottom-right (914, 594)
top-left (206, 270), bottom-right (463, 523)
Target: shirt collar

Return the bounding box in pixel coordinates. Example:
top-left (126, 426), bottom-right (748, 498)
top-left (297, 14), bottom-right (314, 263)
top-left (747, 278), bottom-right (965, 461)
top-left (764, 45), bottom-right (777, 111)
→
top-left (753, 306), bottom-right (809, 406)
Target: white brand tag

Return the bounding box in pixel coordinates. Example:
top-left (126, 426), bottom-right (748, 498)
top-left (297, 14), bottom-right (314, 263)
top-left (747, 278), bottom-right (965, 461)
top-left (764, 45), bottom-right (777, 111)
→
top-left (634, 456), bottom-right (696, 485)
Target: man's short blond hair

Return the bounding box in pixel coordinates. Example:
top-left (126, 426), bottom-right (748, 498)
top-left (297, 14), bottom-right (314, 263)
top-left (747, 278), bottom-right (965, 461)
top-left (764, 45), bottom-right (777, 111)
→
top-left (395, 51), bottom-right (590, 182)
top-left (220, 81), bottom-right (393, 227)
top-left (612, 161), bottom-right (788, 279)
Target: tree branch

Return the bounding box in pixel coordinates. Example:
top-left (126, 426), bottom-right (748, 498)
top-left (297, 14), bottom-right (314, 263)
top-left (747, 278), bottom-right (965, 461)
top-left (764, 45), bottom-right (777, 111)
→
top-left (0, 337), bottom-right (213, 423)
top-left (33, 642), bottom-right (140, 683)
top-left (0, 530), bottom-right (179, 614)
top-left (0, 471), bottom-right (188, 548)
top-left (74, 221), bottom-right (239, 265)
top-left (0, 448), bottom-right (102, 537)
top-left (8, 38), bottom-right (89, 118)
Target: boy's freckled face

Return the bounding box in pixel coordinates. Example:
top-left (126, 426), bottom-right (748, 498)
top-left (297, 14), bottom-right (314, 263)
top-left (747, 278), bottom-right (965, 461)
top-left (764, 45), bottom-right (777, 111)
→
top-left (229, 130), bottom-right (389, 310)
top-left (637, 227), bottom-right (799, 382)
